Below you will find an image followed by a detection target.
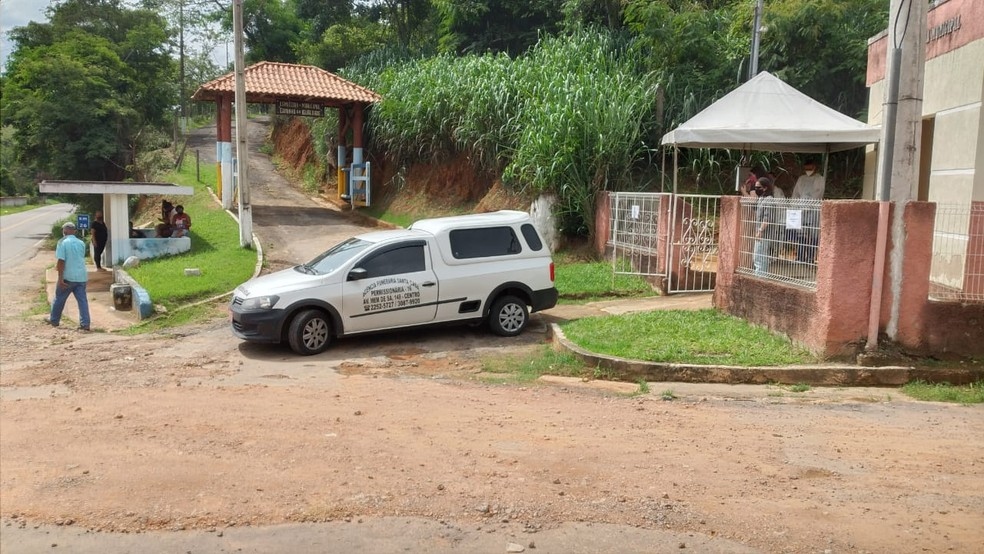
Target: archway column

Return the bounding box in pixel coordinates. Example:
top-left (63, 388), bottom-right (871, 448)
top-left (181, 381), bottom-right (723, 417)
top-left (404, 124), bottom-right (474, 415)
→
top-left (337, 105), bottom-right (349, 197)
top-left (352, 103), bottom-right (365, 165)
top-left (217, 95), bottom-right (234, 209)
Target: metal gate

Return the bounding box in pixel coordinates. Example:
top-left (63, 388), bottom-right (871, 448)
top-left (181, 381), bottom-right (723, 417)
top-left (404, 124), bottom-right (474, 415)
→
top-left (609, 192), bottom-right (720, 294)
top-left (610, 192), bottom-right (670, 282)
top-left (668, 194), bottom-right (720, 293)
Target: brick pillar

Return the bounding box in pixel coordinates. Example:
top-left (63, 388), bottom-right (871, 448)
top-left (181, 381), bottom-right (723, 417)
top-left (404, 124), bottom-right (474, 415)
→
top-left (713, 197), bottom-right (741, 311)
top-left (594, 191), bottom-right (611, 256)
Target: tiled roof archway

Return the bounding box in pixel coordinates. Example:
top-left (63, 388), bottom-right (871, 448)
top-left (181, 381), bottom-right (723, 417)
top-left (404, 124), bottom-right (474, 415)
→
top-left (191, 61), bottom-right (381, 106)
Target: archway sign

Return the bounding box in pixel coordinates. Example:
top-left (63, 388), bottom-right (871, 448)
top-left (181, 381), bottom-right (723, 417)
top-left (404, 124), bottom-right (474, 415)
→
top-left (191, 61), bottom-right (382, 209)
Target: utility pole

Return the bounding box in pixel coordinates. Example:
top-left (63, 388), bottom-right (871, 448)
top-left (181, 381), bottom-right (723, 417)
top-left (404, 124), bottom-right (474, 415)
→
top-left (748, 0), bottom-right (764, 80)
top-left (179, 0), bottom-right (185, 130)
top-left (233, 0), bottom-right (252, 248)
top-left (885, 0), bottom-right (926, 339)
top-left (867, 0), bottom-right (927, 349)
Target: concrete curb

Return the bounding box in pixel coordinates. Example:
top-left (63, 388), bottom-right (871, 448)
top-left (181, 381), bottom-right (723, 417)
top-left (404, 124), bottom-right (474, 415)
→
top-left (547, 323), bottom-right (984, 387)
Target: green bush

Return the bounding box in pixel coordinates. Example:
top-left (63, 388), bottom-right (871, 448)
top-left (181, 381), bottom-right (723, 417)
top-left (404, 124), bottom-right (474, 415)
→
top-left (346, 29), bottom-right (659, 239)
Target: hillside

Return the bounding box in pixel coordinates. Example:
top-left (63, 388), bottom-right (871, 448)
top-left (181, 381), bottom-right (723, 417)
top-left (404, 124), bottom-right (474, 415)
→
top-left (270, 117), bottom-right (534, 220)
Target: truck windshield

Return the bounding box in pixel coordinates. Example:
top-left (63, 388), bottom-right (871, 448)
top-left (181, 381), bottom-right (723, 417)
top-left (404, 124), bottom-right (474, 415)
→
top-left (299, 238), bottom-right (372, 275)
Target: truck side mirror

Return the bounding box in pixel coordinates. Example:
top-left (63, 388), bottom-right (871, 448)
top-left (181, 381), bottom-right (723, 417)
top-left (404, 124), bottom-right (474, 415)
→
top-left (347, 267), bottom-right (368, 281)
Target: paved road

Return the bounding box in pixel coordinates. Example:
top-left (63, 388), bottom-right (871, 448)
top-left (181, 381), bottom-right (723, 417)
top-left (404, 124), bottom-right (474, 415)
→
top-left (0, 203), bottom-right (74, 271)
top-left (186, 116), bottom-right (373, 269)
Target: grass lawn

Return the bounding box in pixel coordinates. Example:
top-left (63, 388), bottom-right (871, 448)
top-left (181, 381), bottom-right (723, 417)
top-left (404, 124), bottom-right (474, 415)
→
top-left (553, 254), bottom-right (653, 303)
top-left (559, 309), bottom-right (819, 366)
top-left (124, 158), bottom-right (257, 313)
top-left (901, 380), bottom-right (984, 404)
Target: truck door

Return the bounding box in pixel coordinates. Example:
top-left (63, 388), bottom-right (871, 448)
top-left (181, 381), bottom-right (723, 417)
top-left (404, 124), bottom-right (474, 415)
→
top-left (341, 240), bottom-right (439, 334)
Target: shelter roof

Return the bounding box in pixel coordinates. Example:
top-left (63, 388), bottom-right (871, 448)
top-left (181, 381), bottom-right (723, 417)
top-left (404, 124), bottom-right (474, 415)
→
top-left (661, 71), bottom-right (880, 153)
top-left (39, 180), bottom-right (193, 196)
top-left (191, 61), bottom-right (381, 106)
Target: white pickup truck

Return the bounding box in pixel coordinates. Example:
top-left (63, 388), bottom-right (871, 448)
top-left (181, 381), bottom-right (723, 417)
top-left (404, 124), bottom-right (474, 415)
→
top-left (230, 210), bottom-right (559, 355)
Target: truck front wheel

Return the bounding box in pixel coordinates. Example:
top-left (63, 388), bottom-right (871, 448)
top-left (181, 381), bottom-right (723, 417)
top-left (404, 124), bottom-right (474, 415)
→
top-left (288, 309), bottom-right (332, 355)
top-left (489, 295), bottom-right (528, 337)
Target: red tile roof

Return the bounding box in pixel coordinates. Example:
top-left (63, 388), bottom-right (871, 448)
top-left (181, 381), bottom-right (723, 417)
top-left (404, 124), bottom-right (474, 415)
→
top-left (192, 61), bottom-right (381, 105)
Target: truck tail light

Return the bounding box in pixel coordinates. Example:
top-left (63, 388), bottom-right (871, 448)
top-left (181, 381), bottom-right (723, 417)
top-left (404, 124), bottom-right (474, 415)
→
top-left (549, 262), bottom-right (555, 282)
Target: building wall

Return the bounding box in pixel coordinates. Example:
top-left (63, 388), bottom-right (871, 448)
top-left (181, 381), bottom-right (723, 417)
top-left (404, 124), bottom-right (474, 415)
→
top-left (864, 0), bottom-right (984, 202)
top-left (925, 38), bottom-right (983, 206)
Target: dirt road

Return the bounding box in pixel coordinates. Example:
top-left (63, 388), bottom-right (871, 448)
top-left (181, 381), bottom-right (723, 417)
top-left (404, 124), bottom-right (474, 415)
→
top-left (1, 119), bottom-right (982, 553)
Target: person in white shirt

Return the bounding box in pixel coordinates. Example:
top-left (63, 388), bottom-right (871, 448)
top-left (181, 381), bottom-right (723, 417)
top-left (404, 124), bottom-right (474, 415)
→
top-left (792, 160), bottom-right (825, 199)
top-left (790, 160), bottom-right (824, 262)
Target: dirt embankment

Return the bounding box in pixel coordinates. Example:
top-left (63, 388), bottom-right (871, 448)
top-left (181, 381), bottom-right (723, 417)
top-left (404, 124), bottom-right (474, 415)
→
top-left (270, 117), bottom-right (532, 217)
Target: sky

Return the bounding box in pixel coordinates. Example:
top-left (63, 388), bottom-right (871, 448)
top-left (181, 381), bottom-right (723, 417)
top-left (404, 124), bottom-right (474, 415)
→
top-left (0, 0), bottom-right (50, 71)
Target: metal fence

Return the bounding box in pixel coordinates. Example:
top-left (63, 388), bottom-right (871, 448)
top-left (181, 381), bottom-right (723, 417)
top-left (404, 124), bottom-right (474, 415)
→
top-left (930, 202), bottom-right (984, 303)
top-left (737, 198), bottom-right (821, 289)
top-left (610, 192), bottom-right (669, 278)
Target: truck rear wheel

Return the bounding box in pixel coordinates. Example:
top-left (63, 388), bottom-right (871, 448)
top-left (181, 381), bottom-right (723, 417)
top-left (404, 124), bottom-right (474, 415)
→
top-left (288, 309), bottom-right (332, 355)
top-left (489, 295), bottom-right (528, 337)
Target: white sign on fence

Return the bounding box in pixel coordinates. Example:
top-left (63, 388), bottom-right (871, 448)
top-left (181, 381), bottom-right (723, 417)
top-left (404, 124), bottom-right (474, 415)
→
top-left (631, 205), bottom-right (640, 219)
top-left (785, 209), bottom-right (803, 230)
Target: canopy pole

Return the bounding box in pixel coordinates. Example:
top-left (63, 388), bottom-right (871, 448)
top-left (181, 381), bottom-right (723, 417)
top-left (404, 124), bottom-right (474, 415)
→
top-left (660, 147), bottom-right (667, 192)
top-left (667, 146), bottom-right (680, 287)
top-left (672, 147), bottom-right (678, 196)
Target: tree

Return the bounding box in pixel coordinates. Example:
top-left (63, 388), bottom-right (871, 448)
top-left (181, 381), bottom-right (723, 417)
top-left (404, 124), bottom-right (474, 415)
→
top-left (434, 0), bottom-right (564, 55)
top-left (296, 20), bottom-right (391, 71)
top-left (234, 0), bottom-right (303, 63)
top-left (561, 0), bottom-right (625, 31)
top-left (138, 0), bottom-right (228, 113)
top-left (1, 126), bottom-right (36, 197)
top-left (624, 1), bottom-right (746, 89)
top-left (2, 0), bottom-right (176, 180)
top-left (294, 0), bottom-right (354, 43)
top-left (375, 0), bottom-right (435, 50)
top-left (759, 0), bottom-right (887, 119)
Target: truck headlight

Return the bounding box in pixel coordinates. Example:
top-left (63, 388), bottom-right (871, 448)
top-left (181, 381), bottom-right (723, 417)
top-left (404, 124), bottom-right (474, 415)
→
top-left (241, 295), bottom-right (279, 311)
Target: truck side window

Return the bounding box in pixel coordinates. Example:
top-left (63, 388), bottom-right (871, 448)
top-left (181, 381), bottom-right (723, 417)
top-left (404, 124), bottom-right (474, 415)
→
top-left (449, 227), bottom-right (522, 259)
top-left (360, 244), bottom-right (426, 278)
top-left (520, 224), bottom-right (543, 251)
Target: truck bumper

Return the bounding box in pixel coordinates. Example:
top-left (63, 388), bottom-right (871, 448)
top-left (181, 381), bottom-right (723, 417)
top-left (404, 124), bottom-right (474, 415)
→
top-left (530, 287), bottom-right (559, 312)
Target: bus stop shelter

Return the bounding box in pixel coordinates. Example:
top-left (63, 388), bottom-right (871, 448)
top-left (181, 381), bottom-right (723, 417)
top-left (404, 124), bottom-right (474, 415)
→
top-left (39, 180), bottom-right (193, 266)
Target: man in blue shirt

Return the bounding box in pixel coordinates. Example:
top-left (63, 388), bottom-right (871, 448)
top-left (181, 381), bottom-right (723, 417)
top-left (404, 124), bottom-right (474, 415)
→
top-left (47, 221), bottom-right (91, 331)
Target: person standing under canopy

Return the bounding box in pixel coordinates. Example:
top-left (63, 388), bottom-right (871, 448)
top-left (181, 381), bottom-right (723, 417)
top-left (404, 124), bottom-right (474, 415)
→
top-left (792, 160), bottom-right (825, 200)
top-left (791, 159), bottom-right (825, 263)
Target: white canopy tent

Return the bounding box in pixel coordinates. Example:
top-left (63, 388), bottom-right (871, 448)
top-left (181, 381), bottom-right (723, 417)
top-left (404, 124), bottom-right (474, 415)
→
top-left (661, 71), bottom-right (881, 155)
